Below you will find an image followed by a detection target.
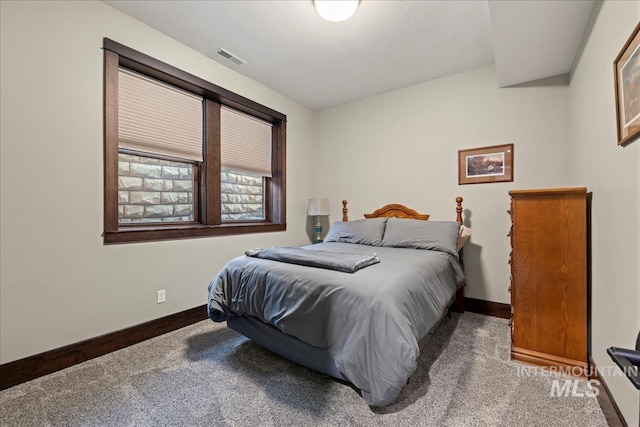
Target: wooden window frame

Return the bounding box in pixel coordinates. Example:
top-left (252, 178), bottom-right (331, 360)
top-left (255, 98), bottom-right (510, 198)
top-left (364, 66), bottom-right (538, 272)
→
top-left (103, 39), bottom-right (286, 244)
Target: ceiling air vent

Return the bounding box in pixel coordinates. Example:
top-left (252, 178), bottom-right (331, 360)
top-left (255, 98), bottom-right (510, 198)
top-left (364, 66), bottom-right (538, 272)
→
top-left (216, 48), bottom-right (247, 65)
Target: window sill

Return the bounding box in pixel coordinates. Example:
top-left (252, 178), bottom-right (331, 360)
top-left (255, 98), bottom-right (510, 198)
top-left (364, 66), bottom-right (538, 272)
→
top-left (104, 222), bottom-right (286, 244)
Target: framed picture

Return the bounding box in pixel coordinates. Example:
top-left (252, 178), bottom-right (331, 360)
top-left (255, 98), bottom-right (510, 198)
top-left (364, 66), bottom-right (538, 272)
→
top-left (614, 21), bottom-right (640, 146)
top-left (458, 144), bottom-right (514, 185)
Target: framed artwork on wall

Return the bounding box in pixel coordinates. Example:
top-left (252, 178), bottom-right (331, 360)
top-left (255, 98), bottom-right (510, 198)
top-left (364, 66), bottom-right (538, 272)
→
top-left (458, 143), bottom-right (514, 185)
top-left (614, 21), bottom-right (640, 146)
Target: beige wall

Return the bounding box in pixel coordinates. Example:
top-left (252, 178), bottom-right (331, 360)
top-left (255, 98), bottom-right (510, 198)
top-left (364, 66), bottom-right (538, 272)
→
top-left (568, 1), bottom-right (640, 425)
top-left (0, 0), bottom-right (314, 363)
top-left (312, 64), bottom-right (570, 304)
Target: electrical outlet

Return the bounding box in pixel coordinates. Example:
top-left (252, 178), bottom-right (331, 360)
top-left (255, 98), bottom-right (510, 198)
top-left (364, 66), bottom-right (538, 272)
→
top-left (157, 289), bottom-right (166, 304)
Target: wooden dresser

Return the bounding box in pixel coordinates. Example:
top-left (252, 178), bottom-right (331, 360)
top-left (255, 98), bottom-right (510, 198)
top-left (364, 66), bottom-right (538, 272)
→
top-left (508, 187), bottom-right (590, 375)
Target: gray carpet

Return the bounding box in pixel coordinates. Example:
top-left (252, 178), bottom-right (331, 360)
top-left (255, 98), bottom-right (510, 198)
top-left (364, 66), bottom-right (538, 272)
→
top-left (0, 313), bottom-right (607, 426)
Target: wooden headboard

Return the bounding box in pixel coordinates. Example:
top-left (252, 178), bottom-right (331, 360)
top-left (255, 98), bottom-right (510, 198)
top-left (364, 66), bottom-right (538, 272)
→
top-left (341, 197), bottom-right (463, 223)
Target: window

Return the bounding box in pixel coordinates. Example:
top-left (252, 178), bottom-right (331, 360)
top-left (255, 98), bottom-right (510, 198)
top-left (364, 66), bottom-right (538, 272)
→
top-left (221, 170), bottom-right (264, 221)
top-left (103, 39), bottom-right (286, 243)
top-left (220, 105), bottom-right (273, 222)
top-left (118, 152), bottom-right (197, 224)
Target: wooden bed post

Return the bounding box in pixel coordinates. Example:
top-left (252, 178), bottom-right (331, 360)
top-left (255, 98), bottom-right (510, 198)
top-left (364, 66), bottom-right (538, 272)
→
top-left (455, 196), bottom-right (464, 313)
top-left (342, 200), bottom-right (348, 222)
top-left (455, 287), bottom-right (465, 313)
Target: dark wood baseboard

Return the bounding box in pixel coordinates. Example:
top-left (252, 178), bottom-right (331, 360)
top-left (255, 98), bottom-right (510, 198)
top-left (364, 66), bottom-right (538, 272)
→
top-left (464, 297), bottom-right (511, 319)
top-left (589, 356), bottom-right (628, 427)
top-left (0, 305), bottom-right (208, 391)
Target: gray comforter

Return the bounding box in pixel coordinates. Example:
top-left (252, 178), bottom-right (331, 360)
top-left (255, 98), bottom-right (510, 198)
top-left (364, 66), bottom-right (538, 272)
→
top-left (207, 242), bottom-right (464, 406)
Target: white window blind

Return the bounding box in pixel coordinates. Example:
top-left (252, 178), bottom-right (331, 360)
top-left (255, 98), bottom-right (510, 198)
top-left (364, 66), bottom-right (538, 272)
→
top-left (118, 68), bottom-right (203, 162)
top-left (220, 105), bottom-right (273, 177)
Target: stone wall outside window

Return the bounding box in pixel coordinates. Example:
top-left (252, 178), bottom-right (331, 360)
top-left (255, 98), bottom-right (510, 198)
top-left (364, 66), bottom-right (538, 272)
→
top-left (117, 153), bottom-right (263, 223)
top-left (221, 169), bottom-right (263, 221)
top-left (118, 153), bottom-right (194, 223)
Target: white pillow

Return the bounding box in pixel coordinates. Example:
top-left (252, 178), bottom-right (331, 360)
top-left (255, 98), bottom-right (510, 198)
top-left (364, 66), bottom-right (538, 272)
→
top-left (456, 225), bottom-right (472, 252)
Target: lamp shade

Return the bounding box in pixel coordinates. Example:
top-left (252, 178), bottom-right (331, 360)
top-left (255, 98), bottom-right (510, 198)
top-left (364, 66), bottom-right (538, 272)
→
top-left (307, 198), bottom-right (330, 216)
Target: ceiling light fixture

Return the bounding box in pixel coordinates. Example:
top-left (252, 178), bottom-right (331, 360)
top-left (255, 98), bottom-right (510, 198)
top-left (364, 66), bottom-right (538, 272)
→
top-left (314, 0), bottom-right (359, 22)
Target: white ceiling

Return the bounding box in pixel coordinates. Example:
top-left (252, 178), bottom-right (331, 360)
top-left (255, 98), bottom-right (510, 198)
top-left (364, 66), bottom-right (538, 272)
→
top-left (103, 0), bottom-right (596, 110)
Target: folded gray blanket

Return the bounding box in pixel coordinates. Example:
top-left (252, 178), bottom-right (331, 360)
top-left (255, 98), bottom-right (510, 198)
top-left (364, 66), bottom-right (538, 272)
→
top-left (245, 246), bottom-right (380, 273)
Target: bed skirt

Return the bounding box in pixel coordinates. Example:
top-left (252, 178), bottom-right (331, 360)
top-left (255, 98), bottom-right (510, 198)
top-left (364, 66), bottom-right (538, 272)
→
top-left (226, 288), bottom-right (462, 387)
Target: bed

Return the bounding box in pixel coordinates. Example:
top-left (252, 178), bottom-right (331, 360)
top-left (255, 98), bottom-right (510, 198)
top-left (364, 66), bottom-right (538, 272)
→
top-left (207, 198), bottom-right (467, 407)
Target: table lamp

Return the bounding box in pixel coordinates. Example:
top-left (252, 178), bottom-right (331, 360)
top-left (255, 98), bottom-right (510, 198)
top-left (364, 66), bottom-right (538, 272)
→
top-left (308, 198), bottom-right (330, 243)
